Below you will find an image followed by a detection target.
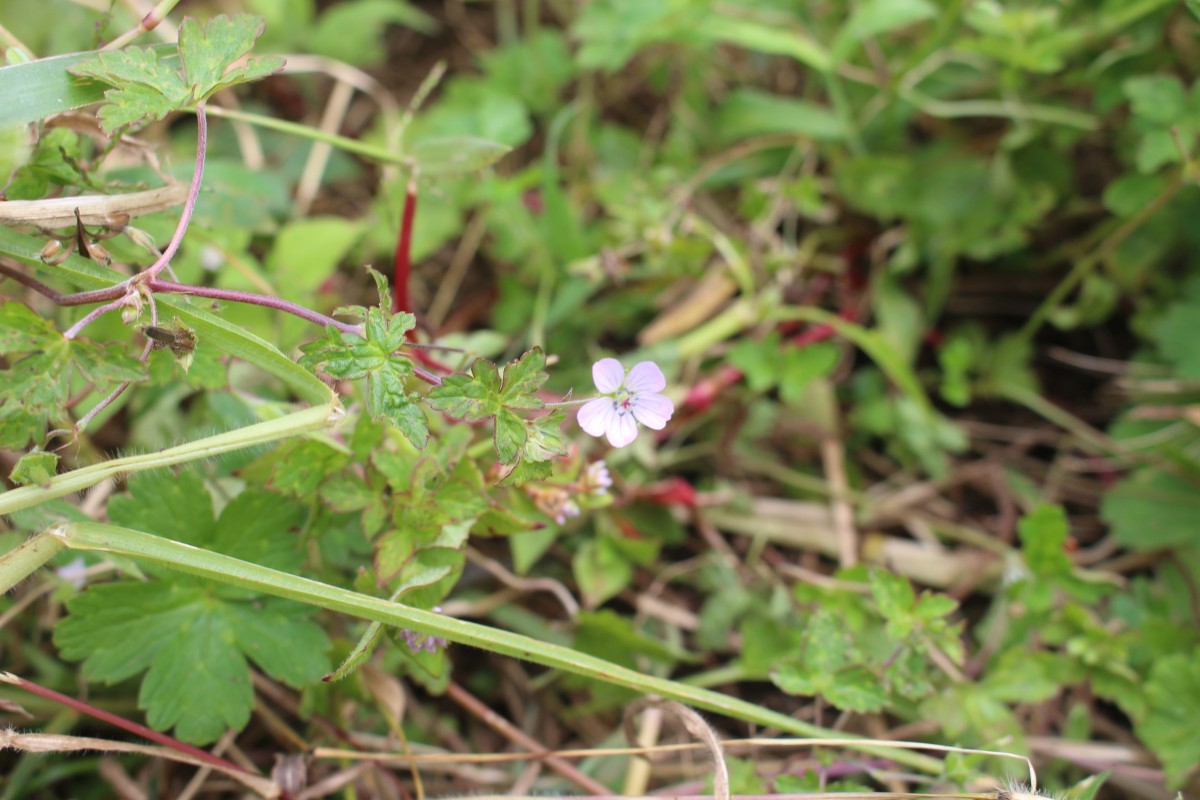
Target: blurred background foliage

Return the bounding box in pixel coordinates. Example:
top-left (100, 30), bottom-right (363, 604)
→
top-left (3, 0), bottom-right (1200, 796)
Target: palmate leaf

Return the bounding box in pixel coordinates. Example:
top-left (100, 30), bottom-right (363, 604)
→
top-left (55, 473), bottom-right (330, 745)
top-left (427, 348), bottom-right (556, 466)
top-left (299, 306), bottom-right (429, 449)
top-left (69, 14), bottom-right (283, 132)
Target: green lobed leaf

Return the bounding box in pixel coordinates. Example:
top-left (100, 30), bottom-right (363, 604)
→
top-left (108, 470), bottom-right (215, 547)
top-left (869, 570), bottom-right (915, 627)
top-left (299, 309), bottom-right (426, 448)
top-left (68, 14), bottom-right (280, 132)
top-left (178, 15), bottom-right (284, 100)
top-left (9, 450), bottom-right (59, 487)
top-left (1137, 648), bottom-right (1200, 788)
top-left (0, 303), bottom-right (148, 448)
top-left (823, 666), bottom-right (889, 713)
top-left (56, 479), bottom-right (329, 744)
top-left (138, 608), bottom-right (255, 743)
top-left (69, 47), bottom-right (190, 132)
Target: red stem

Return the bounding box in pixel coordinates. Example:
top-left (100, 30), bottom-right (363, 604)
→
top-left (391, 172), bottom-right (418, 327)
top-left (6, 673), bottom-right (261, 780)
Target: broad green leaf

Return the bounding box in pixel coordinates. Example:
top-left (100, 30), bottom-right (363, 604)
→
top-left (306, 0), bottom-right (436, 67)
top-left (139, 609), bottom-right (255, 743)
top-left (697, 16), bottom-right (831, 72)
top-left (0, 302), bottom-right (147, 448)
top-left (573, 537), bottom-right (632, 608)
top-left (833, 0), bottom-right (936, 61)
top-left (779, 344), bottom-right (840, 406)
top-left (1101, 468), bottom-right (1200, 549)
top-left (69, 47), bottom-right (191, 131)
top-left (266, 217), bottom-right (367, 298)
top-left (715, 89), bottom-right (845, 144)
top-left (0, 301), bottom-right (56, 350)
top-left (1123, 74), bottom-right (1190, 127)
top-left (869, 570), bottom-right (915, 623)
top-left (1154, 297), bottom-right (1200, 379)
top-left (108, 470), bottom-right (215, 547)
top-left (178, 15), bottom-right (284, 99)
top-left (1138, 649), bottom-right (1200, 788)
top-left (299, 305), bottom-right (425, 448)
top-left (409, 137), bottom-right (512, 176)
top-left (427, 348), bottom-right (551, 467)
top-left (268, 440), bottom-right (350, 497)
top-left (823, 666), bottom-right (889, 713)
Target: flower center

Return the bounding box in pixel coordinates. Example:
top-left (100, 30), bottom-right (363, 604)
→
top-left (614, 388), bottom-right (634, 414)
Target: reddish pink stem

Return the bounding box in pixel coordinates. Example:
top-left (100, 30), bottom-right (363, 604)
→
top-left (391, 171), bottom-right (418, 321)
top-left (6, 673), bottom-right (261, 780)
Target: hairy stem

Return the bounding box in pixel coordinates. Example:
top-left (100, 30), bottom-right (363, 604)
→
top-left (39, 521), bottom-right (942, 775)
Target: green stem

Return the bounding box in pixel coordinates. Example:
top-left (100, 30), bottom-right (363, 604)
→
top-left (43, 521), bottom-right (942, 775)
top-left (0, 531), bottom-right (66, 593)
top-left (0, 403), bottom-right (342, 516)
top-left (203, 105), bottom-right (409, 167)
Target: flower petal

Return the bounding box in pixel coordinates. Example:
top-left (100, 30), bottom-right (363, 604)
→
top-left (607, 411), bottom-right (639, 448)
top-left (624, 361), bottom-right (666, 394)
top-left (631, 393), bottom-right (674, 430)
top-left (578, 397), bottom-right (615, 438)
top-left (592, 358), bottom-right (626, 393)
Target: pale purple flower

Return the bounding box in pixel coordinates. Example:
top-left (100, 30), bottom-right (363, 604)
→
top-left (577, 359), bottom-right (674, 448)
top-left (583, 459), bottom-right (612, 495)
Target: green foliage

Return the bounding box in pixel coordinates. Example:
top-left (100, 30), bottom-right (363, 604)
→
top-left (1138, 648), bottom-right (1200, 787)
top-left (0, 301), bottom-right (145, 448)
top-left (54, 471), bottom-right (330, 744)
top-left (299, 274), bottom-right (428, 448)
top-left (427, 348), bottom-right (559, 466)
top-left (69, 15), bottom-right (283, 131)
top-left (9, 450), bottom-right (59, 486)
top-left (4, 0), bottom-right (1200, 790)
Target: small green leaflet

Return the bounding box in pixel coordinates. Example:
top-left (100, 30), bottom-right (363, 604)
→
top-left (0, 301), bottom-right (145, 449)
top-left (9, 450), bottom-right (59, 486)
top-left (300, 300), bottom-right (429, 448)
top-left (55, 471), bottom-right (330, 745)
top-left (771, 609), bottom-right (888, 713)
top-left (69, 15), bottom-right (284, 132)
top-left (427, 348), bottom-right (560, 467)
